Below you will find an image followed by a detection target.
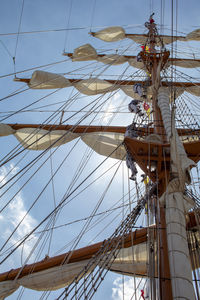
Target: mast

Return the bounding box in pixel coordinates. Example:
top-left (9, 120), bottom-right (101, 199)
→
top-left (138, 16), bottom-right (196, 300)
top-left (140, 15), bottom-right (173, 299)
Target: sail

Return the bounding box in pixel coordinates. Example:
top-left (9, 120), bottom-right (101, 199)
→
top-left (158, 88), bottom-right (196, 299)
top-left (0, 124), bottom-right (126, 159)
top-left (91, 26), bottom-right (126, 42)
top-left (0, 242), bottom-right (147, 298)
top-left (92, 26), bottom-right (200, 44)
top-left (28, 71), bottom-right (71, 89)
top-left (0, 212), bottom-right (198, 298)
top-left (65, 45), bottom-right (200, 70)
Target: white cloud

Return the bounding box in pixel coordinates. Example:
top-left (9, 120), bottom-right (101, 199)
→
top-left (102, 103), bottom-right (116, 123)
top-left (0, 164), bottom-right (37, 264)
top-left (101, 91), bottom-right (122, 124)
top-left (112, 276), bottom-right (146, 300)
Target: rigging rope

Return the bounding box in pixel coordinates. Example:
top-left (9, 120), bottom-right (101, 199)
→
top-left (63, 0), bottom-right (73, 53)
top-left (56, 183), bottom-right (157, 300)
top-left (13, 0), bottom-right (25, 77)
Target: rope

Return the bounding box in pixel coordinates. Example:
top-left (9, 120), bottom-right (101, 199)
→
top-left (63, 0), bottom-right (73, 53)
top-left (13, 0), bottom-right (25, 76)
top-left (57, 183), bottom-right (157, 300)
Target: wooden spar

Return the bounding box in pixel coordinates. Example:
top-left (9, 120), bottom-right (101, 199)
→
top-left (0, 210), bottom-right (197, 283)
top-left (63, 53), bottom-right (138, 60)
top-left (14, 76), bottom-right (200, 88)
top-left (63, 52), bottom-right (200, 67)
top-left (89, 31), bottom-right (185, 41)
top-left (8, 124), bottom-right (127, 134)
top-left (6, 123), bottom-right (200, 138)
top-left (0, 227), bottom-right (149, 282)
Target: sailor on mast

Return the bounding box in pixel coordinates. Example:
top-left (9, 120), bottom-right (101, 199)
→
top-left (125, 123), bottom-right (138, 181)
top-left (128, 99), bottom-right (144, 117)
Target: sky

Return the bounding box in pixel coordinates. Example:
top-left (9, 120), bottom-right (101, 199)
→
top-left (0, 0), bottom-right (200, 299)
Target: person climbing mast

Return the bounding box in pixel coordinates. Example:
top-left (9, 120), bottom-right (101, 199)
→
top-left (126, 151), bottom-right (138, 181)
top-left (124, 123), bottom-right (138, 181)
top-left (128, 99), bottom-right (144, 117)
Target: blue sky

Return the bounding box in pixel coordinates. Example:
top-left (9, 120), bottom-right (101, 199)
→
top-left (0, 0), bottom-right (200, 299)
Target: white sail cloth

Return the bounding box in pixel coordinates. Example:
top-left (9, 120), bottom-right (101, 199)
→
top-left (0, 243), bottom-right (147, 299)
top-left (158, 87), bottom-right (196, 300)
top-left (92, 26), bottom-right (200, 44)
top-left (70, 44), bottom-right (127, 65)
top-left (67, 44), bottom-right (200, 69)
top-left (25, 71), bottom-right (200, 101)
top-left (169, 59), bottom-right (200, 69)
top-left (157, 88), bottom-right (195, 182)
top-left (28, 71), bottom-right (71, 89)
top-left (71, 44), bottom-right (98, 61)
top-left (92, 26), bottom-right (126, 42)
top-left (0, 125), bottom-right (126, 160)
top-left (81, 132), bottom-right (126, 160)
top-left (27, 71), bottom-right (120, 95)
top-left (14, 128), bottom-right (80, 150)
top-left (0, 124), bottom-right (15, 136)
top-left (73, 78), bottom-right (118, 95)
top-left (186, 28), bottom-right (200, 41)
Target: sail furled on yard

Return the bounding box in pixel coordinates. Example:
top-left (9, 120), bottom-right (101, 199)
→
top-left (68, 44), bottom-right (127, 65)
top-left (186, 28), bottom-right (200, 41)
top-left (81, 132), bottom-right (126, 160)
top-left (92, 26), bottom-right (200, 43)
top-left (158, 87), bottom-right (196, 300)
top-left (0, 243), bottom-right (147, 299)
top-left (28, 71), bottom-right (71, 89)
top-left (91, 26), bottom-right (126, 42)
top-left (70, 44), bottom-right (98, 61)
top-left (157, 87), bottom-right (195, 180)
top-left (27, 71), bottom-right (120, 94)
top-left (64, 44), bottom-right (200, 69)
top-left (18, 71), bottom-right (200, 103)
top-left (73, 78), bottom-right (118, 95)
top-left (0, 124), bottom-right (126, 159)
top-left (14, 128), bottom-right (80, 150)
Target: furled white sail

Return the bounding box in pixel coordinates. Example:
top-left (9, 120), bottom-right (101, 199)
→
top-left (97, 54), bottom-right (127, 65)
top-left (14, 128), bottom-right (80, 150)
top-left (0, 243), bottom-right (147, 299)
top-left (81, 132), bottom-right (126, 160)
top-left (0, 281), bottom-right (19, 300)
top-left (0, 124), bottom-right (15, 136)
top-left (19, 71), bottom-right (200, 102)
top-left (92, 26), bottom-right (126, 42)
top-left (157, 87), bottom-right (195, 180)
top-left (66, 43), bottom-right (200, 70)
top-left (28, 71), bottom-right (71, 89)
top-left (72, 44), bottom-right (98, 61)
top-left (186, 28), bottom-right (200, 41)
top-left (93, 27), bottom-right (186, 44)
top-left (93, 26), bottom-right (200, 44)
top-left (169, 58), bottom-right (200, 69)
top-left (158, 87), bottom-right (196, 300)
top-left (67, 46), bottom-right (143, 68)
top-left (73, 78), bottom-right (119, 95)
top-left (186, 85), bottom-right (200, 97)
top-left (0, 125), bottom-right (126, 160)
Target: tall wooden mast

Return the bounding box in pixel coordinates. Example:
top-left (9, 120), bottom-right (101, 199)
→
top-left (140, 16), bottom-right (173, 299)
